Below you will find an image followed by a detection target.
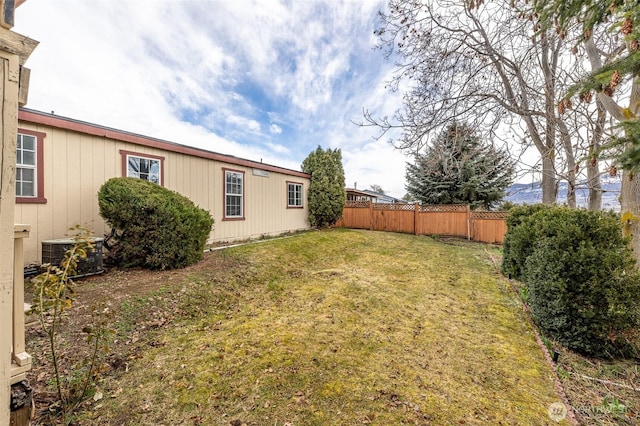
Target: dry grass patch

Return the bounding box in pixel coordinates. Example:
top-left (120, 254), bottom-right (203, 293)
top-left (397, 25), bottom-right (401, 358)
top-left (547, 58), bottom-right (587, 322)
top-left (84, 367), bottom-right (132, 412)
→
top-left (35, 229), bottom-right (567, 425)
top-left (555, 349), bottom-right (638, 425)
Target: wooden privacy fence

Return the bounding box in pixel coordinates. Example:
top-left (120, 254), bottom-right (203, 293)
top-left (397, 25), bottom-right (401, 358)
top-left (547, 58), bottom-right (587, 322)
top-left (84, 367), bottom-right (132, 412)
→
top-left (335, 201), bottom-right (508, 244)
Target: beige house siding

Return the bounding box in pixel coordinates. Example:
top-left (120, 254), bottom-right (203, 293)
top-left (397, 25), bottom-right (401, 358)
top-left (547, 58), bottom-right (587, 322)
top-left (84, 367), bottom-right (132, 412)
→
top-left (15, 109), bottom-right (310, 264)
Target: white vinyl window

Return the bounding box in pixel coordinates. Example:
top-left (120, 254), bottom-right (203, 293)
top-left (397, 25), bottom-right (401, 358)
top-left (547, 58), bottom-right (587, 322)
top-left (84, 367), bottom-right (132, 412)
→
top-left (225, 170), bottom-right (244, 218)
top-left (16, 133), bottom-right (37, 197)
top-left (127, 154), bottom-right (161, 184)
top-left (287, 182), bottom-right (303, 207)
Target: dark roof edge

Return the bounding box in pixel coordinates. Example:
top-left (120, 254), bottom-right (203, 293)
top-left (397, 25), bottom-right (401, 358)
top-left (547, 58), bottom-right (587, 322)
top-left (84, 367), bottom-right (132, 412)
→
top-left (18, 108), bottom-right (310, 179)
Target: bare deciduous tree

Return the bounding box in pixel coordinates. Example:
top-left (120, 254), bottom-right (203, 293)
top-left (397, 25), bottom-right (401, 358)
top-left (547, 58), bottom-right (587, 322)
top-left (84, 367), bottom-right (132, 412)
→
top-left (361, 0), bottom-right (609, 209)
top-left (536, 0), bottom-right (640, 255)
top-left (369, 184), bottom-right (386, 194)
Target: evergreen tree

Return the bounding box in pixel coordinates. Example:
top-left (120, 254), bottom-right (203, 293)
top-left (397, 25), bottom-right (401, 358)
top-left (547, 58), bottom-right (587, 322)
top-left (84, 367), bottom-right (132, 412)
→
top-left (406, 123), bottom-right (514, 210)
top-left (301, 146), bottom-right (346, 227)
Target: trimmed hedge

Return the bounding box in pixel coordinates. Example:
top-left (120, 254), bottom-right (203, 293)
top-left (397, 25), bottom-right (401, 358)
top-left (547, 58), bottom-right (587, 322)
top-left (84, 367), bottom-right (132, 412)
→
top-left (503, 205), bottom-right (640, 358)
top-left (501, 204), bottom-right (552, 280)
top-left (98, 177), bottom-right (213, 270)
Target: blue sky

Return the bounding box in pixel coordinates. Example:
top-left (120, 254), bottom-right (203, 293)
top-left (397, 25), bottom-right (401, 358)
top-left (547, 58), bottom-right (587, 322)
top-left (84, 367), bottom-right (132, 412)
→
top-left (14, 0), bottom-right (409, 197)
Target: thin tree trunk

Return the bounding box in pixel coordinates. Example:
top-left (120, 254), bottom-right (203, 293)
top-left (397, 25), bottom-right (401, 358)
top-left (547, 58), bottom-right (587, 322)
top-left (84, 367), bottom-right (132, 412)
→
top-left (566, 177), bottom-right (577, 209)
top-left (587, 99), bottom-right (606, 211)
top-left (620, 76), bottom-right (640, 264)
top-left (557, 119), bottom-right (576, 208)
top-left (586, 160), bottom-right (602, 211)
top-left (541, 152), bottom-right (558, 204)
top-left (540, 34), bottom-right (559, 205)
top-left (620, 171), bottom-right (640, 257)
top-left (586, 35), bottom-right (640, 261)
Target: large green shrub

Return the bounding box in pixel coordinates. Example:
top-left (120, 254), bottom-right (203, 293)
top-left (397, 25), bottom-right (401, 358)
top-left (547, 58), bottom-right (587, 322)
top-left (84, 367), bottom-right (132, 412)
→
top-left (301, 146), bottom-right (346, 227)
top-left (98, 177), bottom-right (213, 270)
top-left (521, 207), bottom-right (640, 357)
top-left (501, 204), bottom-right (552, 280)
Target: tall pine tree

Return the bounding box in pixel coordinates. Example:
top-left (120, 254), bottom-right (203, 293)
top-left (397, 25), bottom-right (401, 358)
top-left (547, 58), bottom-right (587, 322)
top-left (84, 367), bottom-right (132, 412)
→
top-left (406, 123), bottom-right (514, 210)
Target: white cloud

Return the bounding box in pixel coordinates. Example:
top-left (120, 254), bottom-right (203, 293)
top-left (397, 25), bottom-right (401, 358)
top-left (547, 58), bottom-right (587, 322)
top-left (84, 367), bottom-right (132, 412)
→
top-left (269, 124), bottom-right (283, 135)
top-left (343, 141), bottom-right (409, 197)
top-left (264, 142), bottom-right (290, 155)
top-left (225, 114), bottom-right (262, 134)
top-left (14, 0), bottom-right (409, 195)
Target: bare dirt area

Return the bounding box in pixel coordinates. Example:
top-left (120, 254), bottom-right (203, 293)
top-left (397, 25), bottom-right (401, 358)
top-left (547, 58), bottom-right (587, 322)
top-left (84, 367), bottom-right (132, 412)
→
top-left (24, 249), bottom-right (241, 425)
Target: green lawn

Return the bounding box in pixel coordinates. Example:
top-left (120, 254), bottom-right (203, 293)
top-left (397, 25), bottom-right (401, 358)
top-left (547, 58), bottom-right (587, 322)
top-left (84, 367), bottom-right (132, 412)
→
top-left (89, 229), bottom-right (566, 425)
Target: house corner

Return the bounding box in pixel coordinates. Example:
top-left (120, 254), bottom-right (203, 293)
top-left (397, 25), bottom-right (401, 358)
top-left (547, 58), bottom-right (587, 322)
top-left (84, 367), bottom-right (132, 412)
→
top-left (1, 2), bottom-right (38, 424)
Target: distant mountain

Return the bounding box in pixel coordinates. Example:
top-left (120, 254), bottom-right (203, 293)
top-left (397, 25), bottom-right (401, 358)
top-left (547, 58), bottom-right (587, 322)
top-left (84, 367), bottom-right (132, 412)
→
top-left (504, 176), bottom-right (622, 211)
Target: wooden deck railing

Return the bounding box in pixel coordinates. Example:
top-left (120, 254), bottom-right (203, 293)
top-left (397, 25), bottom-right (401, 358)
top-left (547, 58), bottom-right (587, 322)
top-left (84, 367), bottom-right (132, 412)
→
top-left (11, 224), bottom-right (31, 385)
top-left (336, 202), bottom-right (508, 244)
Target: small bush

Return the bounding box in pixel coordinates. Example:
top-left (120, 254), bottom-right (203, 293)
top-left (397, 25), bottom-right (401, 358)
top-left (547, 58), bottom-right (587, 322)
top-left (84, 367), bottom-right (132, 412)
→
top-left (501, 204), bottom-right (551, 280)
top-left (98, 177), bottom-right (213, 270)
top-left (522, 207), bottom-right (640, 357)
top-left (29, 228), bottom-right (114, 420)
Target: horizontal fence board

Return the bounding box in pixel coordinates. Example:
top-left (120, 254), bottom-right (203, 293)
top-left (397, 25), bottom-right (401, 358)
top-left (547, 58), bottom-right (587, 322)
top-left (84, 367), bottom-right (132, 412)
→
top-left (338, 202), bottom-right (507, 244)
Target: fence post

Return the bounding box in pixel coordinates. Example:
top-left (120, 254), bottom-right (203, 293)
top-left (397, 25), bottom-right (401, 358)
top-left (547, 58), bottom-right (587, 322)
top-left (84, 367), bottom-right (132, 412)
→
top-left (369, 201), bottom-right (373, 230)
top-left (414, 202), bottom-right (419, 235)
top-left (466, 205), bottom-right (471, 240)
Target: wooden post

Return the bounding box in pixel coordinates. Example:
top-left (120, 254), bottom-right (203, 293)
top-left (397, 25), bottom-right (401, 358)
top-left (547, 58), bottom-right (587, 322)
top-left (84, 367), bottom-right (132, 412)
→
top-left (369, 201), bottom-right (373, 230)
top-left (0, 43), bottom-right (20, 426)
top-left (414, 202), bottom-right (419, 235)
top-left (0, 13), bottom-right (38, 425)
top-left (12, 225), bottom-right (31, 381)
top-left (466, 205), bottom-right (471, 240)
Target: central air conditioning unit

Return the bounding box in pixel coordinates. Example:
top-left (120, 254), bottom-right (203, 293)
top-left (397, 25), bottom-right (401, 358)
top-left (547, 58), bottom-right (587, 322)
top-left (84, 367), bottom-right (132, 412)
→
top-left (41, 237), bottom-right (104, 277)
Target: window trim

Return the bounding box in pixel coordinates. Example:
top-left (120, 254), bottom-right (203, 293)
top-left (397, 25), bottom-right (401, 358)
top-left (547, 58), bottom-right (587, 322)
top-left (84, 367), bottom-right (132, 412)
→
top-left (16, 129), bottom-right (47, 204)
top-left (119, 150), bottom-right (164, 185)
top-left (286, 181), bottom-right (304, 209)
top-left (223, 168), bottom-right (245, 221)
